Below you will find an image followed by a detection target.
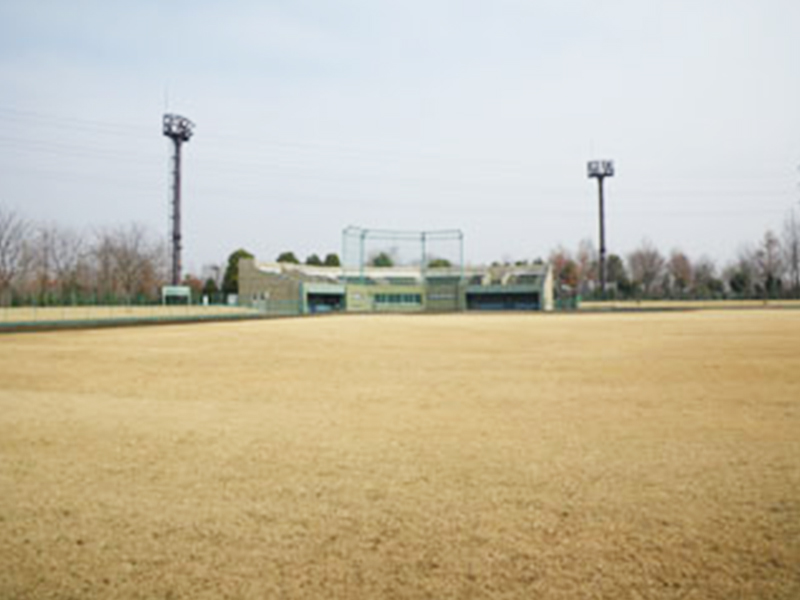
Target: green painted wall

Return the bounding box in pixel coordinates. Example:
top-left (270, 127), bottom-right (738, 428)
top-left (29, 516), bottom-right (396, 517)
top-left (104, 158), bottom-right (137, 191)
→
top-left (345, 284), bottom-right (426, 312)
top-left (344, 284), bottom-right (372, 312)
top-left (425, 282), bottom-right (464, 312)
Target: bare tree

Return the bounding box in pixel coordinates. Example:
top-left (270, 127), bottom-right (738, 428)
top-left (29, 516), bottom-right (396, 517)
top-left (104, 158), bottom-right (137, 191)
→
top-left (693, 256), bottom-right (723, 299)
top-left (91, 229), bottom-right (116, 300)
top-left (91, 224), bottom-right (166, 303)
top-left (0, 206), bottom-right (29, 305)
top-left (783, 211), bottom-right (800, 297)
top-left (755, 230), bottom-right (784, 298)
top-left (576, 238), bottom-right (597, 297)
top-left (50, 226), bottom-right (89, 301)
top-left (628, 240), bottom-right (665, 298)
top-left (725, 246), bottom-right (758, 299)
top-left (667, 250), bottom-right (693, 298)
top-left (112, 225), bottom-right (150, 300)
top-left (25, 225), bottom-right (62, 302)
top-left (549, 245), bottom-right (579, 299)
top-left (606, 254), bottom-right (630, 298)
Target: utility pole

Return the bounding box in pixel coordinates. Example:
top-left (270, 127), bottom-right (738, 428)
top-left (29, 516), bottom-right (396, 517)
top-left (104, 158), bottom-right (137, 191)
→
top-left (587, 160), bottom-right (614, 297)
top-left (163, 113), bottom-right (195, 286)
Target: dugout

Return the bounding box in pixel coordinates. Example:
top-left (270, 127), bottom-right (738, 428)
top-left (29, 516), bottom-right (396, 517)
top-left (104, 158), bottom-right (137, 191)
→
top-left (466, 287), bottom-right (541, 310)
top-left (464, 264), bottom-right (553, 312)
top-left (303, 283), bottom-right (346, 313)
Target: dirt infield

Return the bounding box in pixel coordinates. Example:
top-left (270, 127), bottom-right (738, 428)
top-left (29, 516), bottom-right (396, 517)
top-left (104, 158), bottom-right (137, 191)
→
top-left (1, 312), bottom-right (798, 599)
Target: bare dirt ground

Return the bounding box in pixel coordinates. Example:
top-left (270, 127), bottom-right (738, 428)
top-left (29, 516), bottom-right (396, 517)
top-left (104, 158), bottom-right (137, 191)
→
top-left (1, 311), bottom-right (798, 599)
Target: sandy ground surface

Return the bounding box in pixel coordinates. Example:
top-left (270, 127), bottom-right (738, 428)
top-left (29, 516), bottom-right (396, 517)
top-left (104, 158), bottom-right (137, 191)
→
top-left (0, 305), bottom-right (259, 325)
top-left (0, 312), bottom-right (798, 599)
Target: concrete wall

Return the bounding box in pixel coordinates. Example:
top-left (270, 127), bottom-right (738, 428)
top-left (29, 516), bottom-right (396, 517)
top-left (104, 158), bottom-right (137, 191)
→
top-left (542, 265), bottom-right (554, 312)
top-left (238, 259), bottom-right (302, 313)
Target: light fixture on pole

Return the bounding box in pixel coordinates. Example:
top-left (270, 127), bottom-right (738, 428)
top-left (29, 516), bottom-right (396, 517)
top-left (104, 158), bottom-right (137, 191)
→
top-left (587, 160), bottom-right (614, 297)
top-left (163, 113), bottom-right (195, 286)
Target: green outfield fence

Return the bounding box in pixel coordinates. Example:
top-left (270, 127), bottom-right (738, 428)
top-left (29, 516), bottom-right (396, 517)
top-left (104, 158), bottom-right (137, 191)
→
top-left (0, 291), bottom-right (321, 330)
top-left (0, 293), bottom-right (252, 330)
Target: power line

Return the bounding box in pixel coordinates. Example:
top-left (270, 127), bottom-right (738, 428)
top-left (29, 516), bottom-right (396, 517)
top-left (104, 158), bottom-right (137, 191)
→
top-left (0, 106), bottom-right (149, 136)
top-left (0, 135), bottom-right (161, 165)
top-left (1, 106), bottom-right (797, 190)
top-left (1, 106), bottom-right (798, 224)
top-left (0, 105), bottom-right (534, 169)
top-left (0, 164), bottom-right (163, 192)
top-left (0, 135), bottom-right (793, 199)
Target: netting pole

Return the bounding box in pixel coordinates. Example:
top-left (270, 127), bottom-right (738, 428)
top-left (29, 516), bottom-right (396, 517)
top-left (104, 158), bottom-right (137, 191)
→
top-left (340, 229), bottom-right (345, 280)
top-left (459, 232), bottom-right (465, 279)
top-left (421, 232), bottom-right (427, 278)
top-left (359, 229), bottom-right (367, 283)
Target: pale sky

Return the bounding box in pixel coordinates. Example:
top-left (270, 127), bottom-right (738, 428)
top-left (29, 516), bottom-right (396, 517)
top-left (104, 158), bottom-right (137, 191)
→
top-left (1, 0), bottom-right (799, 272)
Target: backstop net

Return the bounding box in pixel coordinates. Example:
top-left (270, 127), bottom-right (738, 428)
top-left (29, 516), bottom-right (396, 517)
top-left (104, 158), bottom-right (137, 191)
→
top-left (341, 226), bottom-right (464, 280)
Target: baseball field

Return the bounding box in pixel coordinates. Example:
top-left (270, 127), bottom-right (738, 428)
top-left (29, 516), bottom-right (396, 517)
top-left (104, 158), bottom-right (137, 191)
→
top-left (1, 311), bottom-right (798, 599)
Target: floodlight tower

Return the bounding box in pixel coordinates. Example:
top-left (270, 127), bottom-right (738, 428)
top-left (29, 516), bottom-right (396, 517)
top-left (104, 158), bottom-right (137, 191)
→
top-left (587, 160), bottom-right (614, 297)
top-left (163, 113), bottom-right (195, 286)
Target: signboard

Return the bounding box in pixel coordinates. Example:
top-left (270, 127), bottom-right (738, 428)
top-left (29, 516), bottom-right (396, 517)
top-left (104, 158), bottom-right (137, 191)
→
top-left (162, 285), bottom-right (192, 305)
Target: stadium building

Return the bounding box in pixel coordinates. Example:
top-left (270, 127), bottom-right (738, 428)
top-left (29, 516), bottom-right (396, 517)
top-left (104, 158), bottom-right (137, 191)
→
top-left (238, 227), bottom-right (553, 315)
top-left (238, 260), bottom-right (553, 315)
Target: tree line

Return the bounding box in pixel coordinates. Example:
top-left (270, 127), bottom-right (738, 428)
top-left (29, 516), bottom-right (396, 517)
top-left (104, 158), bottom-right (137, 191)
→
top-left (2, 203), bottom-right (799, 305)
top-left (0, 207), bottom-right (166, 306)
top-left (0, 207), bottom-right (349, 306)
top-left (549, 213), bottom-right (800, 300)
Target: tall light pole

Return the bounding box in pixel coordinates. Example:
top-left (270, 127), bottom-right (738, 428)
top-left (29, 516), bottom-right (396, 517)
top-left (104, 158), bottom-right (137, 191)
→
top-left (163, 113), bottom-right (195, 286)
top-left (587, 160), bottom-right (614, 297)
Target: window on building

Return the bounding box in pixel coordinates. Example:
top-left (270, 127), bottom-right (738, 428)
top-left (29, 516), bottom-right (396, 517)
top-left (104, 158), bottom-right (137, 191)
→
top-left (374, 293), bottom-right (422, 305)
